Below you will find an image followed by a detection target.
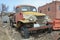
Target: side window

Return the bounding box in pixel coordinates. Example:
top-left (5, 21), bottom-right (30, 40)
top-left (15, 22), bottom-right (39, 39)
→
top-left (21, 7), bottom-right (28, 11)
top-left (16, 8), bottom-right (21, 13)
top-left (48, 7), bottom-right (50, 11)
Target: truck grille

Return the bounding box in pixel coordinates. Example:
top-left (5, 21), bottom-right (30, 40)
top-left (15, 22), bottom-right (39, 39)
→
top-left (36, 16), bottom-right (46, 26)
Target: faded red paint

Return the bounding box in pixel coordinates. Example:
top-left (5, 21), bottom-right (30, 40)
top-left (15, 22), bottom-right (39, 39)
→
top-left (53, 19), bottom-right (60, 30)
top-left (29, 26), bottom-right (48, 31)
top-left (15, 12), bottom-right (23, 23)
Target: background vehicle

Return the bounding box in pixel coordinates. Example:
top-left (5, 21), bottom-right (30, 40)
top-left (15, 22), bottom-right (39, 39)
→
top-left (38, 1), bottom-right (60, 30)
top-left (49, 19), bottom-right (60, 30)
top-left (9, 5), bottom-right (52, 38)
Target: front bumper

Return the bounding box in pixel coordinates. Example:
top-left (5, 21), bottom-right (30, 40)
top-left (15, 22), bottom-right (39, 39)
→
top-left (28, 26), bottom-right (48, 31)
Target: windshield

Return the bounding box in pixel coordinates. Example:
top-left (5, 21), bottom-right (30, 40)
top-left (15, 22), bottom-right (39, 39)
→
top-left (16, 6), bottom-right (37, 12)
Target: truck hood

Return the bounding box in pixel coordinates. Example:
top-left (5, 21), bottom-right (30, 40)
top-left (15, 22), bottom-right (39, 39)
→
top-left (22, 12), bottom-right (46, 16)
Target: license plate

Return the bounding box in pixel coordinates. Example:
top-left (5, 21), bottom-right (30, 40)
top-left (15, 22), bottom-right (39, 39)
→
top-left (34, 23), bottom-right (40, 28)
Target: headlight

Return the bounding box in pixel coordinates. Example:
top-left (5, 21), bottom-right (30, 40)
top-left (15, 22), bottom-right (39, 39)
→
top-left (45, 16), bottom-right (52, 22)
top-left (23, 14), bottom-right (37, 22)
top-left (29, 18), bottom-right (33, 21)
top-left (29, 17), bottom-right (34, 21)
top-left (45, 16), bottom-right (49, 20)
top-left (28, 15), bottom-right (37, 22)
top-left (47, 19), bottom-right (52, 22)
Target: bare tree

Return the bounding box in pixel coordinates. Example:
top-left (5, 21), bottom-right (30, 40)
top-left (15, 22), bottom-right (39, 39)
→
top-left (1, 4), bottom-right (8, 18)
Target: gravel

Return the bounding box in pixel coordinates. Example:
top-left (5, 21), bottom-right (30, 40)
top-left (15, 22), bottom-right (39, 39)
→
top-left (0, 17), bottom-right (60, 40)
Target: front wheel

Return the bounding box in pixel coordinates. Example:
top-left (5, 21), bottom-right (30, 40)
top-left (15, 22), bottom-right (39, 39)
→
top-left (20, 26), bottom-right (30, 39)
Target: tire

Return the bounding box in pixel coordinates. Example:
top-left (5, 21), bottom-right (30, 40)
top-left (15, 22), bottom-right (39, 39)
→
top-left (20, 26), bottom-right (30, 39)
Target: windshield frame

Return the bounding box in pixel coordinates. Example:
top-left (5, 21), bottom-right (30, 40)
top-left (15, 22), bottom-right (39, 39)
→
top-left (16, 6), bottom-right (37, 12)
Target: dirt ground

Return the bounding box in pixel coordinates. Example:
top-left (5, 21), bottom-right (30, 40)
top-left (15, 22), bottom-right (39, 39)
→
top-left (0, 17), bottom-right (60, 40)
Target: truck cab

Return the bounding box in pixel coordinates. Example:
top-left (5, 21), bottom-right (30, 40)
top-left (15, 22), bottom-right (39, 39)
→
top-left (9, 5), bottom-right (52, 38)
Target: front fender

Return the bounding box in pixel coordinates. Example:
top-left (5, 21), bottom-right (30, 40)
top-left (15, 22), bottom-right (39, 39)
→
top-left (19, 20), bottom-right (35, 23)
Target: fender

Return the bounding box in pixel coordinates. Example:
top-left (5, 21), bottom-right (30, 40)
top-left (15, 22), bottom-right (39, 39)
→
top-left (15, 12), bottom-right (24, 23)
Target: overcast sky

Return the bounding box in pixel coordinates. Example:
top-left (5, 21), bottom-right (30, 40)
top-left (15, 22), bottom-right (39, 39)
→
top-left (0, 0), bottom-right (53, 12)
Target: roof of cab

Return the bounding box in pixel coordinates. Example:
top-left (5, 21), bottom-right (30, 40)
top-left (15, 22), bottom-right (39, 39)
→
top-left (16, 5), bottom-right (36, 8)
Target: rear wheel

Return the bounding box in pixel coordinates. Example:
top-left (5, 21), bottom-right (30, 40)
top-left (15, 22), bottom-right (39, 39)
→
top-left (20, 25), bottom-right (30, 39)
